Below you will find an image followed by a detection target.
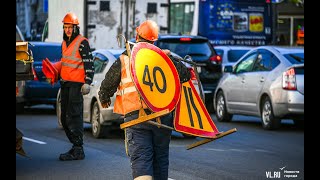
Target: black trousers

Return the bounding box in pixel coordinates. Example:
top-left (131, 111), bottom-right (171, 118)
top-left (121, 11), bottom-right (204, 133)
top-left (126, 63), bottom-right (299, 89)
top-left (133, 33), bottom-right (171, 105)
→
top-left (60, 81), bottom-right (84, 147)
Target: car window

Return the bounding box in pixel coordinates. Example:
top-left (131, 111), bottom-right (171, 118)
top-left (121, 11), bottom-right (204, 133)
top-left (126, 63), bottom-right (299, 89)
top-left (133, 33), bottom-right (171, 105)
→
top-left (271, 56), bottom-right (281, 70)
top-left (93, 53), bottom-right (109, 73)
top-left (228, 50), bottom-right (250, 62)
top-left (283, 53), bottom-right (304, 64)
top-left (157, 41), bottom-right (213, 58)
top-left (252, 51), bottom-right (272, 71)
top-left (235, 53), bottom-right (257, 73)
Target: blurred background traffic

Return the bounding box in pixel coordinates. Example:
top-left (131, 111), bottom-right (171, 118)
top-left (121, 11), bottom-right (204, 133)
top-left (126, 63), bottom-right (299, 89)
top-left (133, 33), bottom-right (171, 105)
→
top-left (16, 0), bottom-right (304, 132)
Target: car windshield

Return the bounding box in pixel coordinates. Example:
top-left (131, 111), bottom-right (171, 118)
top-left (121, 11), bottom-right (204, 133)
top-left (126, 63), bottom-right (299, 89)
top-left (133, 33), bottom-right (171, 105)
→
top-left (283, 53), bottom-right (304, 64)
top-left (157, 41), bottom-right (212, 58)
top-left (228, 50), bottom-right (250, 62)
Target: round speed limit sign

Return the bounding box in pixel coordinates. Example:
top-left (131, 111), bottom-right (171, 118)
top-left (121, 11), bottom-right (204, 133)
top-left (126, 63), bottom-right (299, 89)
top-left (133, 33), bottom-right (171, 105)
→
top-left (130, 42), bottom-right (181, 112)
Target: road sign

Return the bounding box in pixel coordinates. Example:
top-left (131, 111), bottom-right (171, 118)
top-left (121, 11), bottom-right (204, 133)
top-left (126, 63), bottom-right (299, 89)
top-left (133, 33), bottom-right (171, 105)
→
top-left (130, 42), bottom-right (181, 112)
top-left (174, 80), bottom-right (219, 138)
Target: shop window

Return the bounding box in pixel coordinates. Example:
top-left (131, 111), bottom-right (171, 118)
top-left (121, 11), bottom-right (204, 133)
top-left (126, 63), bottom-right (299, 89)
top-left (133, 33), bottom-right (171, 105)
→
top-left (147, 3), bottom-right (157, 14)
top-left (100, 1), bottom-right (110, 11)
top-left (170, 3), bottom-right (194, 34)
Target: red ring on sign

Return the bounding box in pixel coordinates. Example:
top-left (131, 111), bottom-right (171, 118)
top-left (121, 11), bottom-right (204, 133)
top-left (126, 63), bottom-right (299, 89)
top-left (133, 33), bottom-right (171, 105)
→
top-left (131, 42), bottom-right (181, 112)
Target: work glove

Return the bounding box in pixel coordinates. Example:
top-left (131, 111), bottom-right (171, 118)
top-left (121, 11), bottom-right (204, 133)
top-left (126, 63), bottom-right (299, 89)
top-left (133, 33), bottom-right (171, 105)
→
top-left (81, 83), bottom-right (90, 95)
top-left (101, 99), bottom-right (111, 108)
top-left (162, 49), bottom-right (171, 56)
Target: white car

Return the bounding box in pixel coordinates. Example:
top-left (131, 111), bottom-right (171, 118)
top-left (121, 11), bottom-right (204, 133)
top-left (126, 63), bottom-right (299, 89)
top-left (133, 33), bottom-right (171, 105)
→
top-left (57, 49), bottom-right (205, 138)
top-left (214, 45), bottom-right (253, 71)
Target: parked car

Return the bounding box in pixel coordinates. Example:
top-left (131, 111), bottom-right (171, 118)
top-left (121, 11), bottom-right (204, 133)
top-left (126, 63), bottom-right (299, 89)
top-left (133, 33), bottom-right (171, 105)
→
top-left (56, 48), bottom-right (205, 138)
top-left (213, 46), bottom-right (304, 130)
top-left (16, 41), bottom-right (62, 112)
top-left (169, 52), bottom-right (205, 102)
top-left (152, 34), bottom-right (222, 112)
top-left (214, 45), bottom-right (253, 69)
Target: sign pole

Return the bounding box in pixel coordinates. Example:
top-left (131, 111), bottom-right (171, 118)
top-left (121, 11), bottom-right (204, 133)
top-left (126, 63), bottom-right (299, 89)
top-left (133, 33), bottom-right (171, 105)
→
top-left (186, 128), bottom-right (237, 150)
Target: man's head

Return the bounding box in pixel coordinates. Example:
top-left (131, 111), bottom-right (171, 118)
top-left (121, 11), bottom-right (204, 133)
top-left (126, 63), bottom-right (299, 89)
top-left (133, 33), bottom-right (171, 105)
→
top-left (62, 12), bottom-right (79, 38)
top-left (135, 20), bottom-right (159, 43)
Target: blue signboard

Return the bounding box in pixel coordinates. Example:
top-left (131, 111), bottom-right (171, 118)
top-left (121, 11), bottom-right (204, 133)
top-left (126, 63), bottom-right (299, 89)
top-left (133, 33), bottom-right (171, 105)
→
top-left (43, 0), bottom-right (48, 13)
top-left (198, 0), bottom-right (273, 46)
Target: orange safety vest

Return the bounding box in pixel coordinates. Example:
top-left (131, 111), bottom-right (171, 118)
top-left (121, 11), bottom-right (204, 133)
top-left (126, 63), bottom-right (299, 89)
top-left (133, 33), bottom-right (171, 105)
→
top-left (60, 35), bottom-right (87, 83)
top-left (113, 54), bottom-right (148, 115)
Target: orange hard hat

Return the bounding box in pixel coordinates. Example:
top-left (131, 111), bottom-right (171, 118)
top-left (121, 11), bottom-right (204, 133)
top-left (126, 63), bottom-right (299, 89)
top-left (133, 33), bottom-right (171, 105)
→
top-left (136, 20), bottom-right (159, 41)
top-left (62, 12), bottom-right (79, 25)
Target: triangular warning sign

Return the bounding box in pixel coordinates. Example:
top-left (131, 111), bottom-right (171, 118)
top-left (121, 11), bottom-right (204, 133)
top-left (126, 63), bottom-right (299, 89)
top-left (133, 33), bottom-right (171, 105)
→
top-left (174, 80), bottom-right (220, 138)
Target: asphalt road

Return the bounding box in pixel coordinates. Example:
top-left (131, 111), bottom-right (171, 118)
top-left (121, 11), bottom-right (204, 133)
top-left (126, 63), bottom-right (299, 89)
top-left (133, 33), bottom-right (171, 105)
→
top-left (16, 106), bottom-right (304, 180)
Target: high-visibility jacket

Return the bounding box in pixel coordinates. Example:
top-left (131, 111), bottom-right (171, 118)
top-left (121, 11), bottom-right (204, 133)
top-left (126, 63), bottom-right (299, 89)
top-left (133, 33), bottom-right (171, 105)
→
top-left (113, 54), bottom-right (148, 115)
top-left (60, 35), bottom-right (86, 83)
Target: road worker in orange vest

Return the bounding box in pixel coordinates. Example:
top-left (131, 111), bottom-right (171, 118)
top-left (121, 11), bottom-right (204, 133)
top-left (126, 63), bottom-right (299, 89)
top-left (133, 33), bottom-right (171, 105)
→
top-left (58, 12), bottom-right (94, 161)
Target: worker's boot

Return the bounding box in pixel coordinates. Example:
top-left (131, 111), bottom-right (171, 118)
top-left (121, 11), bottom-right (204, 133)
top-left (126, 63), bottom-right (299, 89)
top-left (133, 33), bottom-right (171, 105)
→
top-left (59, 146), bottom-right (85, 161)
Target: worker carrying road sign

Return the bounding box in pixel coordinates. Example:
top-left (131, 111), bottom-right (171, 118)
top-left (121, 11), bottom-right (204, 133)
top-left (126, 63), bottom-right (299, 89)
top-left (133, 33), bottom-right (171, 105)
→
top-left (121, 39), bottom-right (236, 147)
top-left (98, 20), bottom-right (193, 180)
top-left (99, 20), bottom-right (236, 180)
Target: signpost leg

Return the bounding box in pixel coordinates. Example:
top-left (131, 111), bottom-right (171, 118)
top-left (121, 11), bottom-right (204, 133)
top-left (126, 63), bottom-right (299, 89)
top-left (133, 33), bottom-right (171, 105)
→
top-left (120, 109), bottom-right (170, 129)
top-left (186, 128), bottom-right (237, 150)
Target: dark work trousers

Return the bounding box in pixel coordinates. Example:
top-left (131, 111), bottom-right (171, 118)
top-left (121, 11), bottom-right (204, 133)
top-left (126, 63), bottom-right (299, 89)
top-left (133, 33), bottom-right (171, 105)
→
top-left (60, 81), bottom-right (84, 147)
top-left (125, 111), bottom-right (173, 180)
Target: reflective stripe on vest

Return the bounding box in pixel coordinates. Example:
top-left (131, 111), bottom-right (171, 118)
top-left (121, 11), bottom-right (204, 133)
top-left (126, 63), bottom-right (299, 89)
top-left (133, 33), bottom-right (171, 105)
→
top-left (113, 54), bottom-right (148, 115)
top-left (60, 35), bottom-right (86, 83)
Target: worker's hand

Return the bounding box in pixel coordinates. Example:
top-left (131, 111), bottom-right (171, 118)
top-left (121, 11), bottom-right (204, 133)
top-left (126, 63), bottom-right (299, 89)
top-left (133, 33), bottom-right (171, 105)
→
top-left (162, 49), bottom-right (171, 56)
top-left (81, 83), bottom-right (91, 95)
top-left (46, 78), bottom-right (52, 84)
top-left (101, 99), bottom-right (111, 108)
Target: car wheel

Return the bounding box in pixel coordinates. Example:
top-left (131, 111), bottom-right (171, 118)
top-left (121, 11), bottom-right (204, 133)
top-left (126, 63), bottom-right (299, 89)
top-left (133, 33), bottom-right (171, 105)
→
top-left (91, 101), bottom-right (107, 138)
top-left (56, 89), bottom-right (63, 129)
top-left (206, 101), bottom-right (215, 114)
top-left (261, 96), bottom-right (280, 130)
top-left (215, 91), bottom-right (233, 122)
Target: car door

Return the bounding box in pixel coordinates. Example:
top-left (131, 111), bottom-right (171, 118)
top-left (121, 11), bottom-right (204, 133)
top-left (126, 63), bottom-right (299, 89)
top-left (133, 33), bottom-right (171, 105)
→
top-left (226, 52), bottom-right (257, 112)
top-left (242, 49), bottom-right (272, 113)
top-left (82, 51), bottom-right (111, 121)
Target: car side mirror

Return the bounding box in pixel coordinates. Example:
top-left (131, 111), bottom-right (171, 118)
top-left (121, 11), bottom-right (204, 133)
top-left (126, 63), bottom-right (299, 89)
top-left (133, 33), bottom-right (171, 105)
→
top-left (224, 65), bottom-right (233, 73)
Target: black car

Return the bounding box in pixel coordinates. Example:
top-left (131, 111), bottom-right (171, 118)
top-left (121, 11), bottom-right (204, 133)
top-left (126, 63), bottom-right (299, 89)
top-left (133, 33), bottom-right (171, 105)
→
top-left (153, 34), bottom-right (222, 112)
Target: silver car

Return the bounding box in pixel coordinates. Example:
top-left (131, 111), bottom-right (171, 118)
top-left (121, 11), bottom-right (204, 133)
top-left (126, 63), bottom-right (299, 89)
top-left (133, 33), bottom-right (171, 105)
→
top-left (213, 46), bottom-right (304, 130)
top-left (57, 49), bottom-right (204, 138)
